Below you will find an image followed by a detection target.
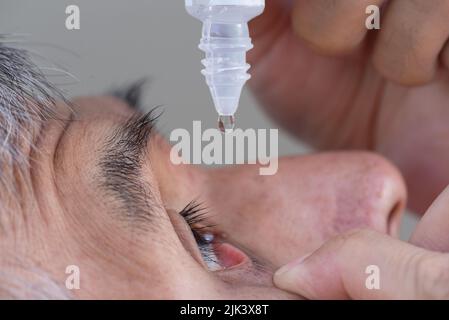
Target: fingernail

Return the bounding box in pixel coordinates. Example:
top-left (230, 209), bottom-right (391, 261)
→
top-left (275, 253), bottom-right (312, 277)
top-left (273, 253), bottom-right (312, 297)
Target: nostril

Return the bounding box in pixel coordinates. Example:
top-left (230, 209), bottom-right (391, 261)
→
top-left (387, 200), bottom-right (405, 237)
top-left (380, 172), bottom-right (407, 237)
top-left (361, 154), bottom-right (407, 237)
top-left (386, 168), bottom-right (407, 237)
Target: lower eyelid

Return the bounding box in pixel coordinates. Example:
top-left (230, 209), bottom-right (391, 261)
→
top-left (211, 242), bottom-right (250, 270)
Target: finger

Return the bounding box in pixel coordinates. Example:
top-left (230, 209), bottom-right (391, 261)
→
top-left (274, 229), bottom-right (449, 299)
top-left (249, 0), bottom-right (291, 64)
top-left (291, 0), bottom-right (386, 54)
top-left (410, 185), bottom-right (449, 252)
top-left (373, 0), bottom-right (449, 85)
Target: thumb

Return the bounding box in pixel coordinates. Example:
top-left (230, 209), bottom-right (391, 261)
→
top-left (410, 185), bottom-right (449, 251)
top-left (274, 229), bottom-right (449, 299)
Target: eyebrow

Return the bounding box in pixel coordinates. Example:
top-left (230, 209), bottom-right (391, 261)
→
top-left (98, 107), bottom-right (162, 229)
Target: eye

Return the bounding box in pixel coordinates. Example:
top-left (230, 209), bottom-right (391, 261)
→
top-left (179, 201), bottom-right (249, 271)
top-left (179, 201), bottom-right (222, 271)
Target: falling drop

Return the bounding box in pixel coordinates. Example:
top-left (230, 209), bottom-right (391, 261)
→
top-left (218, 115), bottom-right (235, 133)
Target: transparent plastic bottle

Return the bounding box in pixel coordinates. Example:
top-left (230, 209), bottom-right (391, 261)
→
top-left (185, 0), bottom-right (265, 131)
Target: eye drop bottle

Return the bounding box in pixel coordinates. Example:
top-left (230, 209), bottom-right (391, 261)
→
top-left (185, 0), bottom-right (265, 131)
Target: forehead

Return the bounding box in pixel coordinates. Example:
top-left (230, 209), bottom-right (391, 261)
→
top-left (0, 44), bottom-right (219, 298)
top-left (0, 43), bottom-right (65, 216)
top-left (70, 96), bottom-right (135, 118)
top-left (0, 94), bottom-right (191, 279)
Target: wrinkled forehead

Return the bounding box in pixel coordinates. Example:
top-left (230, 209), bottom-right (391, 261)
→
top-left (0, 43), bottom-right (67, 290)
top-left (0, 41), bottom-right (130, 216)
top-left (0, 42), bottom-right (164, 298)
top-left (0, 42), bottom-right (63, 216)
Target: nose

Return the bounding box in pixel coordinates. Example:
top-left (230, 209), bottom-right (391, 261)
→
top-left (326, 152), bottom-right (406, 237)
top-left (202, 152), bottom-right (406, 266)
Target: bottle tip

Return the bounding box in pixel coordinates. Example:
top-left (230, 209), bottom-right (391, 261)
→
top-left (218, 115), bottom-right (235, 133)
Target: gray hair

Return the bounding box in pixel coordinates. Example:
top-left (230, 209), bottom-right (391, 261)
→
top-left (0, 36), bottom-right (70, 299)
top-left (0, 255), bottom-right (71, 300)
top-left (0, 36), bottom-right (65, 218)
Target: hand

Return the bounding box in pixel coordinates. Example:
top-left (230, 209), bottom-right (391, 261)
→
top-left (273, 185), bottom-right (449, 299)
top-left (249, 0), bottom-right (449, 212)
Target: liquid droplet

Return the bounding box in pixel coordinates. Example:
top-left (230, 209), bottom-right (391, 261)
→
top-left (218, 115), bottom-right (235, 133)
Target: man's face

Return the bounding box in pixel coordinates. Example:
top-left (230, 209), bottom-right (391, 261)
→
top-left (9, 94), bottom-right (406, 299)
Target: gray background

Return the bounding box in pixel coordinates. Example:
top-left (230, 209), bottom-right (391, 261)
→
top-left (0, 0), bottom-right (418, 239)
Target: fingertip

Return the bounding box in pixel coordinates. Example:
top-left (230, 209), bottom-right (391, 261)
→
top-left (273, 255), bottom-right (313, 298)
top-left (370, 0), bottom-right (448, 87)
top-left (372, 48), bottom-right (437, 86)
top-left (290, 0), bottom-right (384, 56)
top-left (274, 253), bottom-right (312, 278)
top-left (291, 8), bottom-right (362, 56)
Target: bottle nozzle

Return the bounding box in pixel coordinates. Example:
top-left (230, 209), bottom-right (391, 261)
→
top-left (218, 114), bottom-right (235, 133)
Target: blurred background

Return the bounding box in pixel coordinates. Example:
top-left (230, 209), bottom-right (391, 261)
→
top-left (0, 0), bottom-right (418, 238)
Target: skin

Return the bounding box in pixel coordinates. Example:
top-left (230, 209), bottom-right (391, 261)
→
top-left (247, 1), bottom-right (449, 298)
top-left (249, 0), bottom-right (449, 213)
top-left (2, 0), bottom-right (447, 300)
top-left (0, 96), bottom-right (406, 299)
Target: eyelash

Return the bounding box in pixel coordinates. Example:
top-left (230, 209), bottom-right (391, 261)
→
top-left (179, 201), bottom-right (220, 268)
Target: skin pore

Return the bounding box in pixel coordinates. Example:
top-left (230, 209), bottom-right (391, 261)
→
top-left (0, 83), bottom-right (406, 298)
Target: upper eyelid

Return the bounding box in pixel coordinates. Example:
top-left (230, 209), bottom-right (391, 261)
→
top-left (167, 208), bottom-right (211, 268)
